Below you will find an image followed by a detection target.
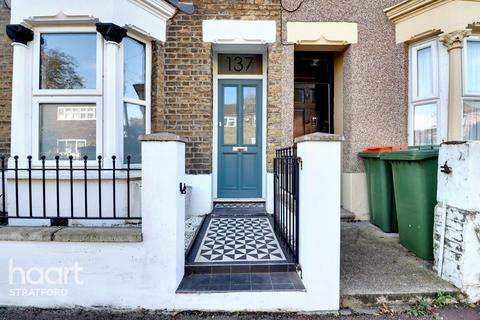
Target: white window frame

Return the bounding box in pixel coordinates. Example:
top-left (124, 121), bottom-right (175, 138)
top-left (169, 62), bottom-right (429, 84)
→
top-left (411, 40), bottom-right (439, 102)
top-left (31, 26), bottom-right (103, 165)
top-left (409, 39), bottom-right (448, 145)
top-left (29, 26), bottom-right (152, 167)
top-left (31, 96), bottom-right (103, 167)
top-left (32, 26), bottom-right (104, 97)
top-left (119, 33), bottom-right (151, 166)
top-left (462, 36), bottom-right (480, 97)
top-left (462, 36), bottom-right (480, 140)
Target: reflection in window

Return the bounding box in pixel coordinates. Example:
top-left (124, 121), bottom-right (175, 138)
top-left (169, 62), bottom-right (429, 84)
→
top-left (39, 104), bottom-right (96, 160)
top-left (463, 101), bottom-right (480, 140)
top-left (417, 46), bottom-right (433, 97)
top-left (40, 33), bottom-right (97, 90)
top-left (414, 103), bottom-right (437, 145)
top-left (223, 87), bottom-right (237, 145)
top-left (124, 103), bottom-right (145, 164)
top-left (57, 106), bottom-right (96, 120)
top-left (124, 37), bottom-right (146, 100)
top-left (243, 87), bottom-right (257, 145)
top-left (466, 40), bottom-right (480, 93)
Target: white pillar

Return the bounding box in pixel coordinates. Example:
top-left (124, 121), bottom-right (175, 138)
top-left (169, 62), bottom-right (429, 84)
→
top-left (9, 42), bottom-right (32, 166)
top-left (440, 30), bottom-right (470, 141)
top-left (434, 141), bottom-right (480, 302)
top-left (140, 133), bottom-right (186, 297)
top-left (296, 133), bottom-right (343, 310)
top-left (96, 23), bottom-right (127, 165)
top-left (103, 41), bottom-right (122, 165)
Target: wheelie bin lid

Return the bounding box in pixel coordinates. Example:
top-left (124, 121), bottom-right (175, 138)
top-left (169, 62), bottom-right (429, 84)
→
top-left (380, 145), bottom-right (439, 161)
top-left (358, 146), bottom-right (408, 159)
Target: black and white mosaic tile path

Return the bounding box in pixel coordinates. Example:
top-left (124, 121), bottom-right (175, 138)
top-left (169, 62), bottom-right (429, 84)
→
top-left (194, 217), bottom-right (286, 263)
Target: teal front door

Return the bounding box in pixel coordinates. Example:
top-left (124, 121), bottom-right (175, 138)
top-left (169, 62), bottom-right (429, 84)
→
top-left (218, 80), bottom-right (262, 198)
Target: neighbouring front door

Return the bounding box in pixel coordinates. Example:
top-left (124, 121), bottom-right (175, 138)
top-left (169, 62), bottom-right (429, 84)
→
top-left (218, 80), bottom-right (262, 198)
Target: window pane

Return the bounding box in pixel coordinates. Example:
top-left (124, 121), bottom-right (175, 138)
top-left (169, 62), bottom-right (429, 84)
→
top-left (466, 41), bottom-right (480, 93)
top-left (124, 37), bottom-right (146, 100)
top-left (463, 101), bottom-right (480, 140)
top-left (414, 103), bottom-right (437, 145)
top-left (417, 46), bottom-right (433, 97)
top-left (40, 33), bottom-right (96, 89)
top-left (124, 103), bottom-right (146, 163)
top-left (223, 87), bottom-right (237, 145)
top-left (39, 104), bottom-right (96, 160)
top-left (243, 87), bottom-right (257, 145)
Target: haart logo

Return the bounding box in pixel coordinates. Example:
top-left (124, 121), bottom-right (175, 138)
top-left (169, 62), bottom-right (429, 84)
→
top-left (8, 259), bottom-right (84, 297)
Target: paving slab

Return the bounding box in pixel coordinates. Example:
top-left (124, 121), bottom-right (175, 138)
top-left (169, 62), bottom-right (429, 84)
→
top-left (341, 222), bottom-right (457, 298)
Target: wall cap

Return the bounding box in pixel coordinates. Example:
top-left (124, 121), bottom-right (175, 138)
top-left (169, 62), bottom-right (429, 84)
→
top-left (295, 132), bottom-right (345, 143)
top-left (0, 226), bottom-right (142, 243)
top-left (139, 132), bottom-right (187, 143)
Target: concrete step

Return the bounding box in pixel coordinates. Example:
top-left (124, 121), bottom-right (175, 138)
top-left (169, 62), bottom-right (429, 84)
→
top-left (177, 272), bottom-right (305, 293)
top-left (340, 289), bottom-right (463, 315)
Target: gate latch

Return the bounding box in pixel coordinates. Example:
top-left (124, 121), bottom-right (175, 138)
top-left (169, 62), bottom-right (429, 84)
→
top-left (179, 183), bottom-right (187, 194)
top-left (440, 161), bottom-right (452, 175)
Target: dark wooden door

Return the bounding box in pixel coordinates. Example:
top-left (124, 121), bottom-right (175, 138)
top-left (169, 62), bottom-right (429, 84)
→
top-left (294, 82), bottom-right (331, 139)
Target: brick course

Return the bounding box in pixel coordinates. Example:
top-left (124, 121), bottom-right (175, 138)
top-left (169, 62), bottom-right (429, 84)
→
top-left (0, 4), bottom-right (12, 156)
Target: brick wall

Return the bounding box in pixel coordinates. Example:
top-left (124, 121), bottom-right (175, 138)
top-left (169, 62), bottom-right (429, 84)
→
top-left (0, 4), bottom-right (11, 156)
top-left (158, 0), bottom-right (281, 174)
top-left (151, 42), bottom-right (166, 133)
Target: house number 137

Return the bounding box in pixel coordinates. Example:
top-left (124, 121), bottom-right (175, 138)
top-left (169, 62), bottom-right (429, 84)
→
top-left (226, 56), bottom-right (254, 72)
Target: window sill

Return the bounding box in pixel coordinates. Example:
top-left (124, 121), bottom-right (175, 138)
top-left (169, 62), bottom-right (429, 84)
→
top-left (0, 226), bottom-right (142, 243)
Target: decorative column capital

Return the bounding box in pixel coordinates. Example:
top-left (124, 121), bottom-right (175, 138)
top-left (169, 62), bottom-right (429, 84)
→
top-left (96, 23), bottom-right (128, 44)
top-left (440, 30), bottom-right (471, 51)
top-left (6, 24), bottom-right (34, 45)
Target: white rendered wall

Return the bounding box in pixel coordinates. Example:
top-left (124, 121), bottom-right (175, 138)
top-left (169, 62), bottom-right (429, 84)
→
top-left (434, 141), bottom-right (480, 303)
top-left (0, 136), bottom-right (342, 311)
top-left (341, 172), bottom-right (369, 219)
top-left (184, 174), bottom-right (212, 216)
top-left (266, 173), bottom-right (274, 214)
top-left (297, 139), bottom-right (341, 310)
top-left (11, 0), bottom-right (172, 41)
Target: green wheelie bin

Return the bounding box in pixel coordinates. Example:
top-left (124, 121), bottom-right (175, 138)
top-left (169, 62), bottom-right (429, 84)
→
top-left (380, 146), bottom-right (439, 260)
top-left (358, 147), bottom-right (405, 233)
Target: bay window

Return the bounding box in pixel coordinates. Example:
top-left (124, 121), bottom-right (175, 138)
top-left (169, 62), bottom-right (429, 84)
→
top-left (409, 40), bottom-right (447, 145)
top-left (462, 37), bottom-right (480, 140)
top-left (122, 37), bottom-right (147, 164)
top-left (31, 27), bottom-right (150, 164)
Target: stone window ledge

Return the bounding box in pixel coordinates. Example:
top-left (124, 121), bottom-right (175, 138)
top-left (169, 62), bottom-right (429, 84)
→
top-left (0, 226), bottom-right (142, 243)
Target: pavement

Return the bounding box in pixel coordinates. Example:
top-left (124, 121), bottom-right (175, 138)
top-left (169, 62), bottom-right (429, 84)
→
top-left (0, 305), bottom-right (478, 320)
top-left (340, 222), bottom-right (458, 310)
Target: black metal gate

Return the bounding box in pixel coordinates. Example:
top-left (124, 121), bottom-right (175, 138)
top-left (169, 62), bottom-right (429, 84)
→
top-left (273, 146), bottom-right (300, 263)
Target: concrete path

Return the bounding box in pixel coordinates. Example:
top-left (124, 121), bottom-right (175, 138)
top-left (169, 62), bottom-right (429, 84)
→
top-left (341, 222), bottom-right (457, 299)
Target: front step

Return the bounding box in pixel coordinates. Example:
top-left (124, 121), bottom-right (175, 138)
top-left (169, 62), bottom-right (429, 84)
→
top-left (212, 200), bottom-right (267, 216)
top-left (185, 262), bottom-right (297, 275)
top-left (178, 272), bottom-right (305, 293)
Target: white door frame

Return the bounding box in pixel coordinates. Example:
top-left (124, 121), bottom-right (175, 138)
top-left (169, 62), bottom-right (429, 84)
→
top-left (212, 45), bottom-right (268, 200)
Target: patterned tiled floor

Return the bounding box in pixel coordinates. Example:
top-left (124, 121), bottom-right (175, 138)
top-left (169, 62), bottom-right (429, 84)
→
top-left (194, 217), bottom-right (286, 263)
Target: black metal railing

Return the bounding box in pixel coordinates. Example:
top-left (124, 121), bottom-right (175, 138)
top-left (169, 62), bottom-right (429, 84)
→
top-left (0, 155), bottom-right (141, 225)
top-left (273, 145), bottom-right (301, 263)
